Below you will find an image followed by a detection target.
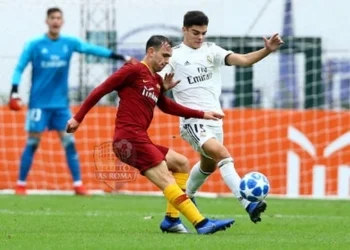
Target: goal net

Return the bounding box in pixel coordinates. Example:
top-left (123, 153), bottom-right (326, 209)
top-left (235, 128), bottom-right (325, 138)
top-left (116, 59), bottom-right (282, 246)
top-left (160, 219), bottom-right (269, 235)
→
top-left (0, 0), bottom-right (349, 198)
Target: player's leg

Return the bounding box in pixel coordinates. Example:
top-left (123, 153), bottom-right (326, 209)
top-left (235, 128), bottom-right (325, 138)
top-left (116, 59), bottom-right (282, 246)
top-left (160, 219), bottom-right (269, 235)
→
top-left (143, 161), bottom-right (234, 234)
top-left (16, 108), bottom-right (47, 195)
top-left (182, 123), bottom-right (265, 222)
top-left (181, 123), bottom-right (217, 198)
top-left (113, 139), bottom-right (234, 234)
top-left (186, 155), bottom-right (216, 199)
top-left (202, 133), bottom-right (266, 223)
top-left (56, 131), bottom-right (88, 195)
top-left (182, 123), bottom-right (249, 206)
top-left (202, 138), bottom-right (249, 208)
top-left (158, 148), bottom-right (190, 233)
top-left (164, 148), bottom-right (190, 216)
top-left (16, 132), bottom-right (42, 195)
top-left (51, 108), bottom-right (88, 196)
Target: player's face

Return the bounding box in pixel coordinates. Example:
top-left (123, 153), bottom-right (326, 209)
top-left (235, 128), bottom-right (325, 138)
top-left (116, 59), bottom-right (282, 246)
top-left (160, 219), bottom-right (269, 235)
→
top-left (152, 42), bottom-right (172, 72)
top-left (46, 11), bottom-right (64, 36)
top-left (183, 25), bottom-right (207, 49)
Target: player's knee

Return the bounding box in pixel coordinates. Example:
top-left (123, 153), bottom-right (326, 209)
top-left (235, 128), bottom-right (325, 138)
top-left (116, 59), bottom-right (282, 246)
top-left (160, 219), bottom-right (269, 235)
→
top-left (216, 148), bottom-right (232, 161)
top-left (61, 135), bottom-right (79, 160)
top-left (179, 156), bottom-right (190, 172)
top-left (203, 142), bottom-right (231, 162)
top-left (26, 137), bottom-right (40, 151)
top-left (213, 145), bottom-right (230, 159)
top-left (166, 150), bottom-right (190, 173)
top-left (217, 157), bottom-right (234, 168)
top-left (173, 155), bottom-right (190, 173)
top-left (61, 135), bottom-right (75, 149)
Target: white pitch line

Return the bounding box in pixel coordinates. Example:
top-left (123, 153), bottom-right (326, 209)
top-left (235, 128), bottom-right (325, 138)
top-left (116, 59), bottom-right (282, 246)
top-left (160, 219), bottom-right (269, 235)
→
top-left (1, 189), bottom-right (349, 200)
top-left (0, 209), bottom-right (347, 220)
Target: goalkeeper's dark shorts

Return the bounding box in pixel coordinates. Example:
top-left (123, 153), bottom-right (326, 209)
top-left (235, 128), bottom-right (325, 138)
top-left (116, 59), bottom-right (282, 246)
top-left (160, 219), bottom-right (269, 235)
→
top-left (112, 136), bottom-right (169, 174)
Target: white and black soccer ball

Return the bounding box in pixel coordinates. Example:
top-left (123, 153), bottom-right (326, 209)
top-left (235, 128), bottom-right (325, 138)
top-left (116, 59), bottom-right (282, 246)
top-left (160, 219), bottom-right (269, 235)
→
top-left (239, 172), bottom-right (270, 202)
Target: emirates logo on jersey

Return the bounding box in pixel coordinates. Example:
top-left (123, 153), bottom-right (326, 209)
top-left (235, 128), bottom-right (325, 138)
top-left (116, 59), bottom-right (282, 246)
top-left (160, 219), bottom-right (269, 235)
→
top-left (187, 67), bottom-right (213, 84)
top-left (142, 86), bottom-right (158, 102)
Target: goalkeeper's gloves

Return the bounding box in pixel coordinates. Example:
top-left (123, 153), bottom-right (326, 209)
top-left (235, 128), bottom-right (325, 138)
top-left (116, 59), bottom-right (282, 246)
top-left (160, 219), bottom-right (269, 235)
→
top-left (8, 85), bottom-right (22, 111)
top-left (110, 52), bottom-right (138, 64)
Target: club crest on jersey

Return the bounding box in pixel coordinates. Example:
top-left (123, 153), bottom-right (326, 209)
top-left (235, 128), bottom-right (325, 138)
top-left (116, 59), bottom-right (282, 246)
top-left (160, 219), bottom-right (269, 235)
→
top-left (156, 84), bottom-right (161, 89)
top-left (41, 48), bottom-right (48, 54)
top-left (142, 86), bottom-right (158, 102)
top-left (63, 45), bottom-right (69, 53)
top-left (207, 56), bottom-right (213, 64)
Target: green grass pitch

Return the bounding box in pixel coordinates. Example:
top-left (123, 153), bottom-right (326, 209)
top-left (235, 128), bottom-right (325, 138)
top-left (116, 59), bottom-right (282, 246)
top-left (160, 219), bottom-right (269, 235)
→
top-left (0, 195), bottom-right (349, 250)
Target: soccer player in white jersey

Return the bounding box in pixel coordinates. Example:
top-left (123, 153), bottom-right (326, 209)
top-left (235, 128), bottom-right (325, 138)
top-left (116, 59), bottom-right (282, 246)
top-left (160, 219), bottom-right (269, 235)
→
top-left (159, 11), bottom-right (284, 223)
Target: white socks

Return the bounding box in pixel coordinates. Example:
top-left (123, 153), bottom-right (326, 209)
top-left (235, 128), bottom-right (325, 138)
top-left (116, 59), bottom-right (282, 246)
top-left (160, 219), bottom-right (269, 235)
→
top-left (17, 180), bottom-right (26, 186)
top-left (73, 180), bottom-right (83, 187)
top-left (185, 162), bottom-right (211, 198)
top-left (218, 157), bottom-right (250, 208)
top-left (186, 157), bottom-right (250, 209)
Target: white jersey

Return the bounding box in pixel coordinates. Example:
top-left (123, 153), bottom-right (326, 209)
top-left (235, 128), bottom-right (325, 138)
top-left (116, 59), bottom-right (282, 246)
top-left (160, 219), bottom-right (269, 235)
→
top-left (159, 42), bottom-right (232, 126)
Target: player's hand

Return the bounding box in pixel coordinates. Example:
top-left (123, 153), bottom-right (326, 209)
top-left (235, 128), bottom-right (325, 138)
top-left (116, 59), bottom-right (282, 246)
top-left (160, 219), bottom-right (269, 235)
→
top-left (66, 118), bottom-right (80, 133)
top-left (162, 73), bottom-right (181, 91)
top-left (263, 33), bottom-right (284, 52)
top-left (203, 111), bottom-right (225, 121)
top-left (8, 93), bottom-right (23, 111)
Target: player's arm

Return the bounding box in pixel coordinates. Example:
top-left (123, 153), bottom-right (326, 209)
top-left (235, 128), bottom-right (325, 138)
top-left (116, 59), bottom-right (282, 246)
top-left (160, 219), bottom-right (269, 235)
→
top-left (9, 41), bottom-right (33, 111)
top-left (225, 33), bottom-right (284, 67)
top-left (72, 37), bottom-right (137, 63)
top-left (156, 73), bottom-right (223, 119)
top-left (157, 94), bottom-right (224, 120)
top-left (66, 65), bottom-right (136, 133)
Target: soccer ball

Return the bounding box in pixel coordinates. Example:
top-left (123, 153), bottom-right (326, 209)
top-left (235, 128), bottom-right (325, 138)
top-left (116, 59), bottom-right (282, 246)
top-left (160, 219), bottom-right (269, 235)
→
top-left (239, 172), bottom-right (270, 202)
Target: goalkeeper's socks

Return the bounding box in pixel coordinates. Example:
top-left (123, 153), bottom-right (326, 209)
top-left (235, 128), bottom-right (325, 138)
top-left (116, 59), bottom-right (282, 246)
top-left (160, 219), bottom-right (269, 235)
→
top-left (18, 137), bottom-right (39, 181)
top-left (218, 157), bottom-right (250, 209)
top-left (62, 136), bottom-right (81, 182)
top-left (186, 162), bottom-right (211, 198)
top-left (166, 172), bottom-right (189, 218)
top-left (163, 183), bottom-right (205, 226)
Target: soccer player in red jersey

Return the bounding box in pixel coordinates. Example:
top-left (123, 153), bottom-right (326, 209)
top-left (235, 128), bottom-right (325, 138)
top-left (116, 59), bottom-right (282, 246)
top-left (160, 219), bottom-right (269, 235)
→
top-left (66, 35), bottom-right (234, 234)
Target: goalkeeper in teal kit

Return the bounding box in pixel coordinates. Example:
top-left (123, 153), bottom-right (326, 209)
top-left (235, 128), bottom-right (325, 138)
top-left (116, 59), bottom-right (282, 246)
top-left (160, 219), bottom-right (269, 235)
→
top-left (9, 7), bottom-right (137, 195)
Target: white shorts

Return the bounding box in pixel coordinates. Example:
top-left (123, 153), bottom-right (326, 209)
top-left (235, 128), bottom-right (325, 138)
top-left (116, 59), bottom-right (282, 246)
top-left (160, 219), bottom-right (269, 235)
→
top-left (180, 122), bottom-right (223, 158)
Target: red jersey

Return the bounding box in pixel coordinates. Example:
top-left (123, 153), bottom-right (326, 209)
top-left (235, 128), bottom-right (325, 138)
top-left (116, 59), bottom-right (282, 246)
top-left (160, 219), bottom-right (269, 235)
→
top-left (74, 62), bottom-right (204, 140)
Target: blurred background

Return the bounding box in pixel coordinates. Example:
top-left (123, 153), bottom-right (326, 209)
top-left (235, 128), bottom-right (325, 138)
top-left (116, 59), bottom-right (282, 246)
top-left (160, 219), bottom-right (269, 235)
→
top-left (0, 0), bottom-right (349, 109)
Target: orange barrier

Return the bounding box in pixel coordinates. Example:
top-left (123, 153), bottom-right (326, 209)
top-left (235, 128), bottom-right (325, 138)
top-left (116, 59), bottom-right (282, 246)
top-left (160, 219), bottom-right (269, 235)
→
top-left (1, 106), bottom-right (350, 196)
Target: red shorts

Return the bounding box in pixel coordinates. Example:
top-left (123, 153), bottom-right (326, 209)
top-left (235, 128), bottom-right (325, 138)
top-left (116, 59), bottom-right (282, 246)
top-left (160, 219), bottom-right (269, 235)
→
top-left (112, 138), bottom-right (169, 174)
